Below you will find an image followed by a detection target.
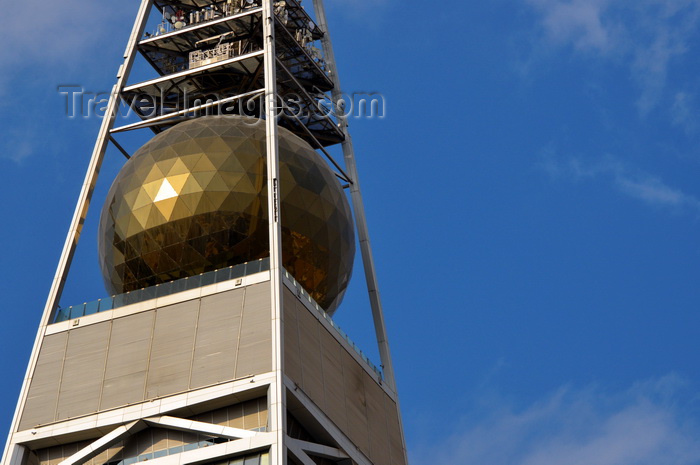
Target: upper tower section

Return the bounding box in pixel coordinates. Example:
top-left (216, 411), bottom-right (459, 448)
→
top-left (98, 116), bottom-right (355, 313)
top-left (115, 0), bottom-right (345, 148)
top-left (94, 0), bottom-right (358, 314)
top-left (2, 2), bottom-right (408, 465)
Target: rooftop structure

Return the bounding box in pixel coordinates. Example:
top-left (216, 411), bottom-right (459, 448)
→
top-left (1, 2), bottom-right (407, 465)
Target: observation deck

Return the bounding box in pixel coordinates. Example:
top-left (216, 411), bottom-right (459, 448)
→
top-left (54, 260), bottom-right (382, 380)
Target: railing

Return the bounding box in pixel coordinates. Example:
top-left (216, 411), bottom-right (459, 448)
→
top-left (189, 43), bottom-right (236, 68)
top-left (53, 258), bottom-right (270, 323)
top-left (104, 434), bottom-right (267, 465)
top-left (53, 260), bottom-right (383, 380)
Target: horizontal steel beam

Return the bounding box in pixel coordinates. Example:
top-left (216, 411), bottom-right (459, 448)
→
top-left (139, 7), bottom-right (263, 47)
top-left (111, 88), bottom-right (265, 133)
top-left (287, 438), bottom-right (348, 460)
top-left (143, 416), bottom-right (257, 439)
top-left (123, 50), bottom-right (264, 93)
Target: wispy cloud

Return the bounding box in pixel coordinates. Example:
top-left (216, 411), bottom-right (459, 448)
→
top-left (0, 1), bottom-right (136, 160)
top-left (0, 129), bottom-right (39, 165)
top-left (671, 91), bottom-right (699, 135)
top-left (0, 0), bottom-right (134, 85)
top-left (526, 0), bottom-right (617, 53)
top-left (412, 375), bottom-right (700, 465)
top-left (540, 148), bottom-right (700, 213)
top-left (525, 0), bottom-right (700, 115)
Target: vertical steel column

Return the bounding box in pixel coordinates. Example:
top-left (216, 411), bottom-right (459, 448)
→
top-left (262, 1), bottom-right (286, 465)
top-left (311, 5), bottom-right (410, 464)
top-left (0, 3), bottom-right (153, 465)
top-left (311, 0), bottom-right (397, 392)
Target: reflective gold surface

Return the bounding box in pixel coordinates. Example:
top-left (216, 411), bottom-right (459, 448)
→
top-left (98, 116), bottom-right (354, 312)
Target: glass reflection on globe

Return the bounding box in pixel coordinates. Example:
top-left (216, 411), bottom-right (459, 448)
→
top-left (98, 116), bottom-right (354, 313)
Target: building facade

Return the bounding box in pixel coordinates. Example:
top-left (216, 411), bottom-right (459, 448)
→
top-left (1, 2), bottom-right (407, 465)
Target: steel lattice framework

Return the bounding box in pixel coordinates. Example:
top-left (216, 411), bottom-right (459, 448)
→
top-left (1, 2), bottom-right (407, 465)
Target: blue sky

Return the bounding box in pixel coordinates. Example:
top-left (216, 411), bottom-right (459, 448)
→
top-left (2, 0), bottom-right (700, 463)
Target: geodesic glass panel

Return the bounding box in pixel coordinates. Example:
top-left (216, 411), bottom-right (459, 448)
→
top-left (98, 116), bottom-right (354, 313)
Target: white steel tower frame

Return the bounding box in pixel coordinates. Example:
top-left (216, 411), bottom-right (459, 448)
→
top-left (1, 1), bottom-right (407, 465)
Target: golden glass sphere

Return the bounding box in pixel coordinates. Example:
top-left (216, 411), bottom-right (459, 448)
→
top-left (98, 116), bottom-right (355, 313)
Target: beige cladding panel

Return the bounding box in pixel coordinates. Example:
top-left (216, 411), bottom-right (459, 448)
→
top-left (166, 429), bottom-right (186, 449)
top-left (91, 444), bottom-right (117, 465)
top-left (19, 283), bottom-right (274, 432)
top-left (18, 332), bottom-right (68, 431)
top-left (189, 397), bottom-right (267, 431)
top-left (259, 400), bottom-right (269, 429)
top-left (190, 289), bottom-right (245, 389)
top-left (210, 405), bottom-right (228, 426)
top-left (101, 310), bottom-right (155, 410)
top-left (56, 322), bottom-right (112, 421)
top-left (320, 327), bottom-right (348, 432)
top-left (282, 293), bottom-right (405, 465)
top-left (242, 397), bottom-right (264, 430)
top-left (235, 282), bottom-right (272, 378)
top-left (37, 440), bottom-right (92, 465)
top-left (227, 402), bottom-right (245, 430)
top-left (145, 300), bottom-right (200, 398)
top-left (385, 396), bottom-right (406, 465)
top-left (151, 428), bottom-right (168, 453)
top-left (47, 443), bottom-right (70, 465)
top-left (341, 348), bottom-right (370, 457)
top-left (296, 299), bottom-right (325, 407)
top-left (25, 450), bottom-right (39, 465)
top-left (364, 371), bottom-right (392, 465)
top-left (137, 429), bottom-right (154, 455)
top-left (282, 288), bottom-right (303, 384)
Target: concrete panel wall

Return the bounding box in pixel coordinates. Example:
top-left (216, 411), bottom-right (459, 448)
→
top-left (190, 290), bottom-right (244, 389)
top-left (385, 396), bottom-right (405, 465)
top-left (20, 333), bottom-right (68, 430)
top-left (19, 283), bottom-right (271, 432)
top-left (282, 290), bottom-right (303, 385)
top-left (235, 283), bottom-right (272, 379)
top-left (56, 322), bottom-right (111, 420)
top-left (145, 300), bottom-right (200, 398)
top-left (341, 349), bottom-right (370, 456)
top-left (190, 397), bottom-right (267, 431)
top-left (283, 289), bottom-right (406, 465)
top-left (365, 372), bottom-right (392, 465)
top-left (319, 327), bottom-right (347, 433)
top-left (296, 296), bottom-right (324, 408)
top-left (101, 311), bottom-right (155, 410)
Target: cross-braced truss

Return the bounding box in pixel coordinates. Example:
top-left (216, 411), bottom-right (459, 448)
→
top-left (115, 0), bottom-right (344, 148)
top-left (1, 2), bottom-right (407, 465)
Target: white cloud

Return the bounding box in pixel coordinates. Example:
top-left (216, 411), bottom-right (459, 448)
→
top-left (411, 375), bottom-right (700, 465)
top-left (616, 175), bottom-right (689, 207)
top-left (0, 128), bottom-right (39, 164)
top-left (0, 1), bottom-right (137, 160)
top-left (1, 140), bottom-right (34, 165)
top-left (526, 0), bottom-right (616, 52)
top-left (525, 0), bottom-right (700, 114)
top-left (539, 149), bottom-right (700, 213)
top-left (0, 0), bottom-right (135, 75)
top-left (671, 92), bottom-right (698, 135)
